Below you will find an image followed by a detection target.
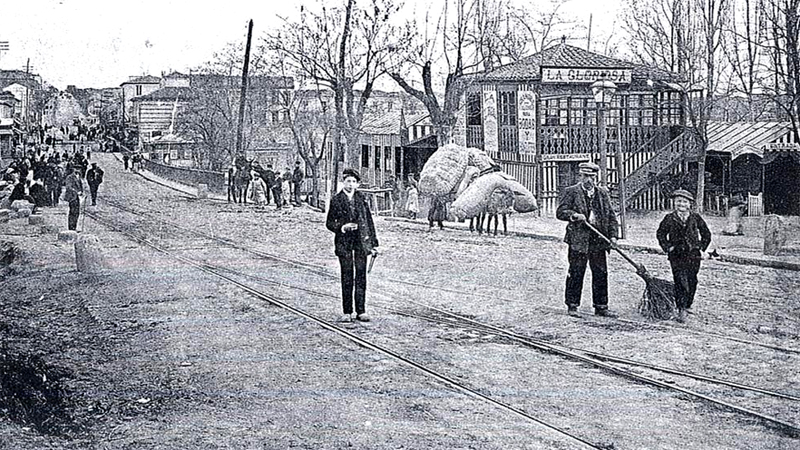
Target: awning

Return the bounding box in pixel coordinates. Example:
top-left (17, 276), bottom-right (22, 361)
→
top-left (707, 121), bottom-right (792, 159)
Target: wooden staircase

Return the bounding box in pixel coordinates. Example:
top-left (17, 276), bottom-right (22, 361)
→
top-left (610, 130), bottom-right (699, 208)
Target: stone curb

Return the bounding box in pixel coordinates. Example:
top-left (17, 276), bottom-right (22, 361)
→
top-left (383, 217), bottom-right (800, 272)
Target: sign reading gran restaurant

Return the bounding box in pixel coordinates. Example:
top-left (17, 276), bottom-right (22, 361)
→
top-left (541, 67), bottom-right (632, 84)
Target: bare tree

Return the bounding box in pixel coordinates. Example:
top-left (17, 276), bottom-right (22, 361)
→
top-left (761, 0), bottom-right (800, 139)
top-left (387, 0), bottom-right (484, 144)
top-left (625, 0), bottom-right (730, 212)
top-left (266, 0), bottom-right (399, 198)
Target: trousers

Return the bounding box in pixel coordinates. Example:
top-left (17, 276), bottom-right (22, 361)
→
top-left (565, 247), bottom-right (609, 309)
top-left (338, 250), bottom-right (368, 315)
top-left (68, 198), bottom-right (80, 231)
top-left (670, 255), bottom-right (701, 309)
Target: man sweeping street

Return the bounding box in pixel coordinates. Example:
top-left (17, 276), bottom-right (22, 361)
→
top-left (556, 162), bottom-right (619, 317)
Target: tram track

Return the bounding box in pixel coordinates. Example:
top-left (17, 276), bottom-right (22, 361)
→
top-left (83, 204), bottom-right (608, 449)
top-left (86, 198), bottom-right (800, 440)
top-left (102, 197), bottom-right (800, 355)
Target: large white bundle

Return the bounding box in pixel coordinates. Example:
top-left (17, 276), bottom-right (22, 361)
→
top-left (418, 144), bottom-right (469, 196)
top-left (467, 147), bottom-right (496, 172)
top-left (451, 172), bottom-right (538, 219)
top-left (486, 188), bottom-right (515, 215)
top-left (455, 166), bottom-right (480, 197)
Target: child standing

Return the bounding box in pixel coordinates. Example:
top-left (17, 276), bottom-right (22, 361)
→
top-left (656, 189), bottom-right (712, 322)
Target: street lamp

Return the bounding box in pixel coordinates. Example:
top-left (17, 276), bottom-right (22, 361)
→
top-left (591, 79), bottom-right (617, 186)
top-left (591, 79), bottom-right (626, 238)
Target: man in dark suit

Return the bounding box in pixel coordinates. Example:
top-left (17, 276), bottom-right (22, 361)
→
top-left (325, 168), bottom-right (379, 323)
top-left (556, 162), bottom-right (619, 317)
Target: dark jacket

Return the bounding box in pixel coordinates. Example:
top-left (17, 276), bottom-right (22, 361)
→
top-left (326, 190), bottom-right (379, 257)
top-left (556, 183), bottom-right (619, 253)
top-left (86, 167), bottom-right (104, 187)
top-left (262, 169), bottom-right (276, 188)
top-left (293, 167), bottom-right (304, 183)
top-left (656, 211), bottom-right (712, 260)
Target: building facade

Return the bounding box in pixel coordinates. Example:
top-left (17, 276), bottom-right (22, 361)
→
top-left (120, 75), bottom-right (162, 126)
top-left (455, 42), bottom-right (696, 215)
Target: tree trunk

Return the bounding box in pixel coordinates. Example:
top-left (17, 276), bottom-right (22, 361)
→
top-left (696, 145), bottom-right (707, 213)
top-left (310, 163), bottom-right (320, 208)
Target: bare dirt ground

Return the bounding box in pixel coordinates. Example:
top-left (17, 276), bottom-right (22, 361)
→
top-left (1, 153), bottom-right (799, 449)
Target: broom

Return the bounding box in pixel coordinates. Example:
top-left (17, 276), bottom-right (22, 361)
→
top-left (583, 222), bottom-right (676, 320)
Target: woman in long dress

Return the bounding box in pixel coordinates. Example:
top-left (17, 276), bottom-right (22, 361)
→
top-left (249, 172), bottom-right (268, 206)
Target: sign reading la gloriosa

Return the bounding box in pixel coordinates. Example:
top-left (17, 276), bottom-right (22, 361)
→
top-left (541, 67), bottom-right (632, 84)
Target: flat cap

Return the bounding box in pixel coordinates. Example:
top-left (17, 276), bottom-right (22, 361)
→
top-left (342, 168), bottom-right (361, 181)
top-left (671, 189), bottom-right (695, 202)
top-left (579, 162), bottom-right (600, 175)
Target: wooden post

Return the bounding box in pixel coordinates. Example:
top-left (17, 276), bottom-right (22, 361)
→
top-left (615, 121), bottom-right (627, 239)
top-left (235, 20), bottom-right (254, 157)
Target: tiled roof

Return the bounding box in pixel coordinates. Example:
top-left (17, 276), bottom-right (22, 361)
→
top-left (707, 121), bottom-right (792, 159)
top-left (131, 86), bottom-right (197, 102)
top-left (121, 75), bottom-right (162, 86)
top-left (360, 110), bottom-right (429, 135)
top-left (478, 44), bottom-right (681, 82)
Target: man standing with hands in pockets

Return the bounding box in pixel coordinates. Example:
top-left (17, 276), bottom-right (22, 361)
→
top-left (326, 168), bottom-right (379, 323)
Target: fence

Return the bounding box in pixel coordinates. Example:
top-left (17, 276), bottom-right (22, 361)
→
top-left (141, 159), bottom-right (227, 194)
top-left (748, 193), bottom-right (763, 216)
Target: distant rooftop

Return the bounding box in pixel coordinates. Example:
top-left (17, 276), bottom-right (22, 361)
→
top-left (121, 75), bottom-right (162, 86)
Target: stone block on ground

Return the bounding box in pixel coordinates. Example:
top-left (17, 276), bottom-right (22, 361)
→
top-left (74, 234), bottom-right (108, 273)
top-left (11, 200), bottom-right (34, 211)
top-left (764, 215), bottom-right (786, 256)
top-left (16, 207), bottom-right (32, 218)
top-left (28, 214), bottom-right (44, 225)
top-left (58, 230), bottom-right (78, 242)
top-left (41, 224), bottom-right (59, 234)
top-left (196, 183), bottom-right (209, 199)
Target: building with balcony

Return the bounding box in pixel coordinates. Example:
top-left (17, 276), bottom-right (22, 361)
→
top-left (455, 41), bottom-right (695, 215)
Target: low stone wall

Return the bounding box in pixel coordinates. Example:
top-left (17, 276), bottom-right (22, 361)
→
top-left (141, 159), bottom-right (226, 194)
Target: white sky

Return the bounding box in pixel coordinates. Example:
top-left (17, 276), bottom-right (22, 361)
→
top-left (1, 0), bottom-right (622, 90)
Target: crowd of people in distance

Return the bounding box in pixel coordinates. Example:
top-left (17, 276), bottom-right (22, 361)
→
top-left (226, 159), bottom-right (306, 209)
top-left (1, 144), bottom-right (104, 231)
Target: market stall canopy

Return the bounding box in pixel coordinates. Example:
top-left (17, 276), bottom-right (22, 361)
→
top-left (707, 121), bottom-right (794, 160)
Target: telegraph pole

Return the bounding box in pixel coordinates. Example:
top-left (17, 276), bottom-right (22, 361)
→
top-left (235, 20), bottom-right (253, 158)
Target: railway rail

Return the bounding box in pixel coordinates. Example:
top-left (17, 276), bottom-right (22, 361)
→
top-left (85, 199), bottom-right (800, 442)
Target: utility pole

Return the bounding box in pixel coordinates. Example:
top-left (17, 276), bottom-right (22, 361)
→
top-left (235, 20), bottom-right (254, 159)
top-left (25, 58), bottom-right (31, 138)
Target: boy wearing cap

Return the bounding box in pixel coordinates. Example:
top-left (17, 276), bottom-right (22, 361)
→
top-left (656, 189), bottom-right (712, 322)
top-left (326, 168), bottom-right (380, 323)
top-left (556, 162), bottom-right (619, 317)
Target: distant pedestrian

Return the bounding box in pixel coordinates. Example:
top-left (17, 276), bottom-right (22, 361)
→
top-left (86, 162), bottom-right (104, 206)
top-left (249, 172), bottom-right (268, 206)
top-left (428, 196), bottom-right (447, 230)
top-left (227, 167), bottom-right (236, 203)
top-left (282, 168), bottom-right (292, 206)
top-left (272, 172), bottom-right (283, 209)
top-left (292, 161), bottom-right (304, 205)
top-left (123, 154), bottom-right (130, 171)
top-left (63, 166), bottom-right (84, 231)
top-left (29, 179), bottom-right (48, 209)
top-left (556, 162), bottom-right (619, 318)
top-left (406, 184), bottom-right (419, 220)
top-left (263, 164), bottom-right (276, 205)
top-left (326, 168), bottom-right (379, 323)
top-left (656, 189), bottom-right (712, 323)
